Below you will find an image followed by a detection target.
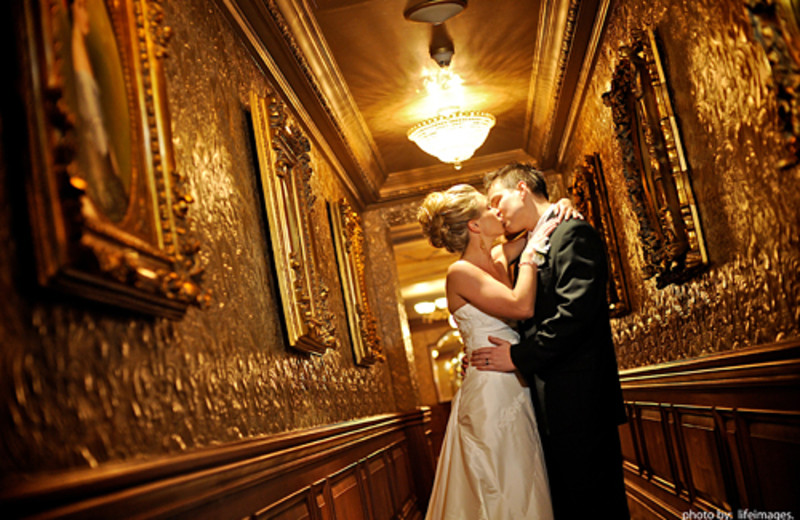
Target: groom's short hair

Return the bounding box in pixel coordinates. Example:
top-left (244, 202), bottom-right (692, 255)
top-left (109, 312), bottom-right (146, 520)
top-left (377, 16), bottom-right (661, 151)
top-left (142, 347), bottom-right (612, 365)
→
top-left (484, 162), bottom-right (548, 200)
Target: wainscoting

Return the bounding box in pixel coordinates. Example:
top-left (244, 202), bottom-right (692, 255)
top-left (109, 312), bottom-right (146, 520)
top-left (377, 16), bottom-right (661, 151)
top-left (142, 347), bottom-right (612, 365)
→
top-left (425, 402), bottom-right (451, 468)
top-left (619, 340), bottom-right (800, 519)
top-left (4, 340), bottom-right (797, 520)
top-left (0, 409), bottom-right (435, 519)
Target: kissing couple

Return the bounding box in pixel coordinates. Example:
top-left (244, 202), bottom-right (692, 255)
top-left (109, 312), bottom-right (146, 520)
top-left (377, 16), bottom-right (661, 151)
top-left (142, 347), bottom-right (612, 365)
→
top-left (418, 162), bottom-right (630, 519)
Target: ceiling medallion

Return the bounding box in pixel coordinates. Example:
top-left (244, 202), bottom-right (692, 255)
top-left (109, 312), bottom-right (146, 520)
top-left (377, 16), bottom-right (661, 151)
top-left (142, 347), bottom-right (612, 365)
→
top-left (403, 0), bottom-right (467, 24)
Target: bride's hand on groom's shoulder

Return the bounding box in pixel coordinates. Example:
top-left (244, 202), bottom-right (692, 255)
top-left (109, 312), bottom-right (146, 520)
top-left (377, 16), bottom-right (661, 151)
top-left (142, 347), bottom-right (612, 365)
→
top-left (553, 198), bottom-right (584, 222)
top-left (471, 338), bottom-right (516, 372)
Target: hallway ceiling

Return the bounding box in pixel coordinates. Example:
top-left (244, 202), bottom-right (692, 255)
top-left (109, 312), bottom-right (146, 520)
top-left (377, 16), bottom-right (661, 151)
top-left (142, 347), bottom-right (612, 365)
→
top-left (309, 0), bottom-right (610, 204)
top-left (223, 0), bottom-right (611, 319)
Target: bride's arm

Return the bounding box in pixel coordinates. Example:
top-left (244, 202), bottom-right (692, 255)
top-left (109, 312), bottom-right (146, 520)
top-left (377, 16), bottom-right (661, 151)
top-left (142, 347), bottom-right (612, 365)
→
top-left (447, 256), bottom-right (539, 321)
top-left (497, 233), bottom-right (526, 265)
top-left (454, 219), bottom-right (559, 320)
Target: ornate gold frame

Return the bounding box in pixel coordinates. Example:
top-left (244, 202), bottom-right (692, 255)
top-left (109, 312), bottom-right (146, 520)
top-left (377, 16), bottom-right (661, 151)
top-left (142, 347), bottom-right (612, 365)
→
top-left (251, 90), bottom-right (337, 355)
top-left (746, 0), bottom-right (800, 169)
top-left (328, 199), bottom-right (383, 366)
top-left (603, 28), bottom-right (708, 288)
top-left (20, 0), bottom-right (207, 318)
top-left (568, 154), bottom-right (630, 317)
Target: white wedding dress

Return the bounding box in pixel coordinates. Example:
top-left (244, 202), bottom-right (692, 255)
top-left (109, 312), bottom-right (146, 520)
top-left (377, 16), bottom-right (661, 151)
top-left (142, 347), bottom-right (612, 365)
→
top-left (425, 303), bottom-right (553, 520)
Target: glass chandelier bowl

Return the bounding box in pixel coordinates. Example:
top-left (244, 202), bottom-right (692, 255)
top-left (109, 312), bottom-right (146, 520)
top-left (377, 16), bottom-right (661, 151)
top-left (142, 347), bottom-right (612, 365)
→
top-left (407, 110), bottom-right (496, 169)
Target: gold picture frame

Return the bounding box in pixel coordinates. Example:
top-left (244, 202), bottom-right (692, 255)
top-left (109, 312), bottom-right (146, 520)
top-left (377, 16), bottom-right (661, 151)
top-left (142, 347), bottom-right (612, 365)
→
top-left (328, 199), bottom-right (383, 366)
top-left (603, 28), bottom-right (709, 288)
top-left (746, 0), bottom-right (800, 169)
top-left (568, 154), bottom-right (630, 317)
top-left (19, 0), bottom-right (207, 318)
top-left (250, 90), bottom-right (337, 355)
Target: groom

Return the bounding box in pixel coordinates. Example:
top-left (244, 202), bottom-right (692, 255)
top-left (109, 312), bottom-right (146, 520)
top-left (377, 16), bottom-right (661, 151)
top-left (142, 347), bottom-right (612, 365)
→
top-left (471, 162), bottom-right (630, 519)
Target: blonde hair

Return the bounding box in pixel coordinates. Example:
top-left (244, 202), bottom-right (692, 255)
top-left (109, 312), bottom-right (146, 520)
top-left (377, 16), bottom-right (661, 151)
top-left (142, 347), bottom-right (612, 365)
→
top-left (417, 184), bottom-right (484, 254)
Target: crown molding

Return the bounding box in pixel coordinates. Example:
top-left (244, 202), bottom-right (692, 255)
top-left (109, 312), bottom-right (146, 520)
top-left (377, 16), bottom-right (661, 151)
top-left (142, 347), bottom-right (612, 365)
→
top-left (555, 0), bottom-right (613, 169)
top-left (525, 0), bottom-right (610, 169)
top-left (274, 0), bottom-right (387, 190)
top-left (216, 0), bottom-right (383, 207)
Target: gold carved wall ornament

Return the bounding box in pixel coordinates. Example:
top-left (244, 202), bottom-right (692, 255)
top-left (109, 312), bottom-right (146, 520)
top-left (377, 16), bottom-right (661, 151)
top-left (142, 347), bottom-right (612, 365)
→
top-left (603, 28), bottom-right (709, 289)
top-left (746, 0), bottom-right (800, 169)
top-left (19, 0), bottom-right (208, 318)
top-left (568, 154), bottom-right (630, 317)
top-left (251, 90), bottom-right (337, 355)
top-left (328, 199), bottom-right (384, 365)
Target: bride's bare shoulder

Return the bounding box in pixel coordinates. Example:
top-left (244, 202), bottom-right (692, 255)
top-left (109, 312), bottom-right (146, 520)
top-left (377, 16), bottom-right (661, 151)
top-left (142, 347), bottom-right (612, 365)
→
top-left (447, 259), bottom-right (479, 277)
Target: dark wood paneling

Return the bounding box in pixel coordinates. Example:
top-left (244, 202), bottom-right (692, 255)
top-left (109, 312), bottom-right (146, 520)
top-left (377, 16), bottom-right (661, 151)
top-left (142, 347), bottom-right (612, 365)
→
top-left (254, 488), bottom-right (315, 520)
top-left (402, 408), bottom-right (436, 511)
top-left (620, 340), bottom-right (800, 519)
top-left (0, 410), bottom-right (432, 520)
top-left (639, 406), bottom-right (675, 487)
top-left (314, 484), bottom-right (334, 520)
top-left (389, 444), bottom-right (414, 513)
top-left (365, 454), bottom-right (394, 520)
top-left (620, 417), bottom-right (639, 467)
top-left (743, 411), bottom-right (800, 513)
top-left (426, 402), bottom-right (451, 468)
top-left (331, 466), bottom-right (369, 520)
top-left (677, 411), bottom-right (730, 510)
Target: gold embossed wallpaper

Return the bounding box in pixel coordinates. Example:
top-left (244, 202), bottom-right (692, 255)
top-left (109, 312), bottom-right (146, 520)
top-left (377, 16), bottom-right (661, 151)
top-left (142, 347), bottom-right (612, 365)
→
top-left (563, 0), bottom-right (800, 369)
top-left (0, 0), bottom-right (403, 475)
top-left (2, 0), bottom-right (799, 484)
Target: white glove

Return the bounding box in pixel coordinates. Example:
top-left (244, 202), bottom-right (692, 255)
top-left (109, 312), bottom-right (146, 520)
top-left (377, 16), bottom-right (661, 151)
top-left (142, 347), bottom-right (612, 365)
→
top-left (521, 219), bottom-right (558, 265)
top-left (525, 229), bottom-right (550, 256)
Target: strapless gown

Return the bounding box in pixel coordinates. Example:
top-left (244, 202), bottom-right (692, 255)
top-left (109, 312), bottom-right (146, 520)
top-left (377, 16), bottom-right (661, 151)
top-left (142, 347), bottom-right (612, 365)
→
top-left (425, 303), bottom-right (553, 520)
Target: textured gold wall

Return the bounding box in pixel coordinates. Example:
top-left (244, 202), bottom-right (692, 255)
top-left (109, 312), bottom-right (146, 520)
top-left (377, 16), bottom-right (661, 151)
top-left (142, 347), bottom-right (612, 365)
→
top-left (362, 209), bottom-right (422, 411)
top-left (0, 0), bottom-right (402, 475)
top-left (563, 0), bottom-right (800, 368)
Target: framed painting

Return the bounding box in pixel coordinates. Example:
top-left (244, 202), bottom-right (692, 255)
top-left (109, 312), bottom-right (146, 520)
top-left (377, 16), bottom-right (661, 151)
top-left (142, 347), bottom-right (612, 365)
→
top-left (328, 199), bottom-right (383, 366)
top-left (568, 154), bottom-right (630, 317)
top-left (250, 90), bottom-right (337, 355)
top-left (746, 0), bottom-right (800, 169)
top-left (603, 28), bottom-right (709, 288)
top-left (19, 0), bottom-right (207, 318)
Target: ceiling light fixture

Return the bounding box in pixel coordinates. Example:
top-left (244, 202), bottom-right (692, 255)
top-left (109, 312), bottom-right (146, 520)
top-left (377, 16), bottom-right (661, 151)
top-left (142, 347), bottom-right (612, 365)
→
top-left (414, 301), bottom-right (437, 315)
top-left (428, 22), bottom-right (455, 67)
top-left (404, 0), bottom-right (492, 169)
top-left (403, 0), bottom-right (467, 24)
top-left (408, 111), bottom-right (495, 170)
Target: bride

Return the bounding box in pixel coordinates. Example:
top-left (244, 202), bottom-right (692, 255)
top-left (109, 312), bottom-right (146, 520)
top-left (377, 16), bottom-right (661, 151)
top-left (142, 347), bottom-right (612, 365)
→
top-left (417, 184), bottom-right (571, 520)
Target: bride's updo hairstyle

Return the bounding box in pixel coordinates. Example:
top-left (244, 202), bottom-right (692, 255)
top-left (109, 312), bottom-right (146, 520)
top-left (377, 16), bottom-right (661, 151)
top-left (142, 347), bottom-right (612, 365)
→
top-left (418, 184), bottom-right (484, 254)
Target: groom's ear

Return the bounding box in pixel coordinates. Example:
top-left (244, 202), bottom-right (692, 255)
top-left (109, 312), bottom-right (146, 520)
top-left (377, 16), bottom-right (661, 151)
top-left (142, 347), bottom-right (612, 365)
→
top-left (516, 180), bottom-right (529, 197)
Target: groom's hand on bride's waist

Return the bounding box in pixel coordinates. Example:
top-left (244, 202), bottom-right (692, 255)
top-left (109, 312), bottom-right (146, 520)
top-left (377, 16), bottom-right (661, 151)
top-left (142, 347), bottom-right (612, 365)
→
top-left (471, 337), bottom-right (515, 372)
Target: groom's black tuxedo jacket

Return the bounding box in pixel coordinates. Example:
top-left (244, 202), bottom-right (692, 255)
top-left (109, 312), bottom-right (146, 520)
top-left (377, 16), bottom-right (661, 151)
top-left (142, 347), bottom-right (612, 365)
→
top-left (511, 218), bottom-right (627, 435)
